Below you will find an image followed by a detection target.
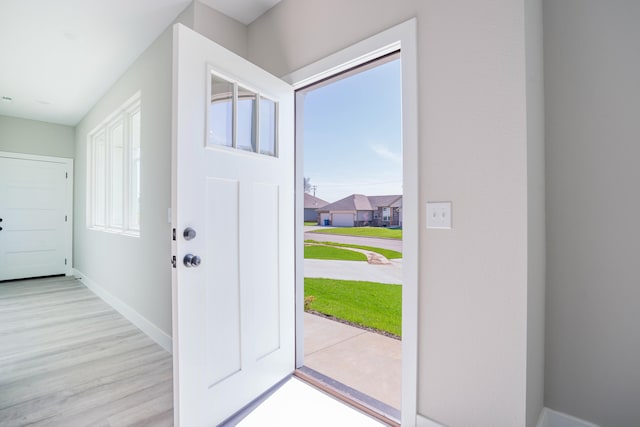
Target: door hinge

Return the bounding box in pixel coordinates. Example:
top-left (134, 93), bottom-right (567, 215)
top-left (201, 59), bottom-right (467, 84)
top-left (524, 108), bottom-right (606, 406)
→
top-left (172, 228), bottom-right (176, 241)
top-left (65, 258), bottom-right (67, 265)
top-left (65, 215), bottom-right (68, 222)
top-left (65, 172), bottom-right (68, 179)
top-left (171, 256), bottom-right (177, 268)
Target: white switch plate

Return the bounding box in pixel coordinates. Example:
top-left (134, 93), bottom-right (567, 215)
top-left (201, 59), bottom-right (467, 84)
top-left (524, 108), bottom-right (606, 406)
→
top-left (426, 202), bottom-right (452, 229)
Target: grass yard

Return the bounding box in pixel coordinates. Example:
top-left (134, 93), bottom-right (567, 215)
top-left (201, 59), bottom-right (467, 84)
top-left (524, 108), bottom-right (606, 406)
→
top-left (304, 245), bottom-right (367, 261)
top-left (311, 226), bottom-right (402, 240)
top-left (305, 278), bottom-right (401, 337)
top-left (305, 240), bottom-right (402, 259)
top-left (304, 221), bottom-right (318, 226)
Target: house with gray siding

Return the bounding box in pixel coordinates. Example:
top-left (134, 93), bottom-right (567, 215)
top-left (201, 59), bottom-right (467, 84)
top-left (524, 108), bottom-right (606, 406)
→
top-left (317, 194), bottom-right (402, 227)
top-left (303, 193), bottom-right (329, 222)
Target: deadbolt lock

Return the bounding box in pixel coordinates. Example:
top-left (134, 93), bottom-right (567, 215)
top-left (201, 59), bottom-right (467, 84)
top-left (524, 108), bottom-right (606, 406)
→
top-left (183, 227), bottom-right (196, 241)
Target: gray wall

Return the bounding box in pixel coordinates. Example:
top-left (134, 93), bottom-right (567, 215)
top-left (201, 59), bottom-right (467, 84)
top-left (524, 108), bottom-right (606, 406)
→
top-left (0, 115), bottom-right (74, 158)
top-left (544, 1), bottom-right (640, 426)
top-left (192, 1), bottom-right (247, 57)
top-left (175, 1), bottom-right (247, 57)
top-left (74, 28), bottom-right (174, 336)
top-left (72, 1), bottom-right (249, 342)
top-left (525, 0), bottom-right (546, 426)
top-left (249, 1), bottom-right (544, 426)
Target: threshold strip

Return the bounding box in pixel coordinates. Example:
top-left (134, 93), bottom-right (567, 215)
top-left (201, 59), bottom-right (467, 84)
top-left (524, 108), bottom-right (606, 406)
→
top-left (295, 366), bottom-right (400, 427)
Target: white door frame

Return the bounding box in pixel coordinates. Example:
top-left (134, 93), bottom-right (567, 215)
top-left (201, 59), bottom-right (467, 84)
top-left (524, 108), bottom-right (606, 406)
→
top-left (0, 151), bottom-right (74, 279)
top-left (284, 18), bottom-right (419, 426)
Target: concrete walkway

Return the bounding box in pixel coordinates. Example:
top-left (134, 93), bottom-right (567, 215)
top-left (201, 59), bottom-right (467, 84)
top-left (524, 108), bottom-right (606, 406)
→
top-left (305, 242), bottom-right (391, 265)
top-left (304, 259), bottom-right (403, 285)
top-left (303, 313), bottom-right (401, 411)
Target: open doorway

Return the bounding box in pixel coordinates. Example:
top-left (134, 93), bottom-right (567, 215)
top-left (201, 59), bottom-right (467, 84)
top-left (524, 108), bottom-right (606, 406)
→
top-left (295, 52), bottom-right (403, 423)
top-left (171, 19), bottom-right (418, 426)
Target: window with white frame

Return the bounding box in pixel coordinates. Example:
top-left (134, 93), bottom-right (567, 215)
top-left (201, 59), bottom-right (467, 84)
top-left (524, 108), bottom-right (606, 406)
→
top-left (87, 92), bottom-right (141, 236)
top-left (382, 207), bottom-right (391, 221)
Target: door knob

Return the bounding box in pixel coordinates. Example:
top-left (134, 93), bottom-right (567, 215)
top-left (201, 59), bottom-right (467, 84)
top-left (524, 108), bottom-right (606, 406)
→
top-left (183, 253), bottom-right (201, 268)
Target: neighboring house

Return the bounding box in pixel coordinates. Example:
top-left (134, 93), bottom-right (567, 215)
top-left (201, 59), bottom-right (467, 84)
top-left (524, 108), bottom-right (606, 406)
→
top-left (390, 196), bottom-right (402, 227)
top-left (368, 195), bottom-right (402, 227)
top-left (303, 193), bottom-right (329, 222)
top-left (317, 194), bottom-right (402, 227)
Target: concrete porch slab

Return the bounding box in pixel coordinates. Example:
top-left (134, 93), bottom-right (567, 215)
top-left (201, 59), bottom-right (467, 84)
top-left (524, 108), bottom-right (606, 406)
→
top-left (303, 313), bottom-right (402, 410)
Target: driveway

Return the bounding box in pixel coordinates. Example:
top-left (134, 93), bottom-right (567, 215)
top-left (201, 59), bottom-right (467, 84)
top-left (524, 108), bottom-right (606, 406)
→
top-left (304, 259), bottom-right (403, 285)
top-left (304, 231), bottom-right (403, 252)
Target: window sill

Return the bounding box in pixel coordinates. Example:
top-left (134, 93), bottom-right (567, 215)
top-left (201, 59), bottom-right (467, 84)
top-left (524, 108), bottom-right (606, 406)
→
top-left (88, 227), bottom-right (140, 238)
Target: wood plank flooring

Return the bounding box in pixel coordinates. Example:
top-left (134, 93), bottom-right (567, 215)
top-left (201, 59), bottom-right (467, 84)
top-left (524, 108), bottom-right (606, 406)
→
top-left (0, 276), bottom-right (173, 426)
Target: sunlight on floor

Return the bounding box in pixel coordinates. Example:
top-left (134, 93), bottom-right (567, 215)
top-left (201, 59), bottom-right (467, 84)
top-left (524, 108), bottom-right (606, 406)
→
top-left (237, 377), bottom-right (385, 427)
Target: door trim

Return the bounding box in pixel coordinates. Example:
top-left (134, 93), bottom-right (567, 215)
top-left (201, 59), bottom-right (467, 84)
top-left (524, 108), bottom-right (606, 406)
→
top-left (0, 150), bottom-right (74, 278)
top-left (284, 18), bottom-right (419, 426)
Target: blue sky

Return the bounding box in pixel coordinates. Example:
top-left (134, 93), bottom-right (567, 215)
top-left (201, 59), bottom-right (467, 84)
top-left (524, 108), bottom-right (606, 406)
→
top-left (303, 58), bottom-right (402, 203)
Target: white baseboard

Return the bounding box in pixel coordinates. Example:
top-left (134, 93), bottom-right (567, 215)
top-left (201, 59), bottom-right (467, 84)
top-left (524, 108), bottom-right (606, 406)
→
top-left (416, 408), bottom-right (597, 427)
top-left (417, 414), bottom-right (446, 427)
top-left (537, 408), bottom-right (600, 427)
top-left (73, 269), bottom-right (173, 354)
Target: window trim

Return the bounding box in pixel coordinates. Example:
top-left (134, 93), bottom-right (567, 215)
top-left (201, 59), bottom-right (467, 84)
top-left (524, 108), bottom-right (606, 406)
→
top-left (87, 91), bottom-right (141, 237)
top-left (382, 207), bottom-right (391, 221)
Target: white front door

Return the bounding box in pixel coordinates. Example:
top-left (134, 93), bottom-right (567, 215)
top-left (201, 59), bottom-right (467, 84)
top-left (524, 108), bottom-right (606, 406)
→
top-left (0, 153), bottom-right (72, 281)
top-left (171, 24), bottom-right (294, 426)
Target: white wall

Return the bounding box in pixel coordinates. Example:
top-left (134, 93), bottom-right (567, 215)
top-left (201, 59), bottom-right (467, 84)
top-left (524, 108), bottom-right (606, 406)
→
top-left (248, 1), bottom-right (544, 426)
top-left (0, 115), bottom-right (74, 158)
top-left (544, 1), bottom-right (640, 426)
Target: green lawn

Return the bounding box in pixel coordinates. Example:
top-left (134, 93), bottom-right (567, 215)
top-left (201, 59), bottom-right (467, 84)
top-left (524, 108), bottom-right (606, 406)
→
top-left (304, 245), bottom-right (367, 261)
top-left (311, 226), bottom-right (402, 240)
top-left (305, 278), bottom-right (401, 337)
top-left (304, 221), bottom-right (318, 226)
top-left (305, 240), bottom-right (402, 259)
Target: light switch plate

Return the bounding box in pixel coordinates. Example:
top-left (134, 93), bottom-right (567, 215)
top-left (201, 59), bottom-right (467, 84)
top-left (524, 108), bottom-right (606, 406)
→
top-left (426, 202), bottom-right (452, 229)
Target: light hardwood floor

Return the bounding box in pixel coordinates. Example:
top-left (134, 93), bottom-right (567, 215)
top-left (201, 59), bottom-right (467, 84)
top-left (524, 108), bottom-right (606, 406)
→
top-left (0, 276), bottom-right (173, 426)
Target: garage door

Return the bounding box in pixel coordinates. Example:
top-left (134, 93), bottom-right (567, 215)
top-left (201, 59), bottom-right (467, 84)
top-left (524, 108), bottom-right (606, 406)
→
top-left (332, 213), bottom-right (354, 227)
top-left (0, 153), bottom-right (73, 281)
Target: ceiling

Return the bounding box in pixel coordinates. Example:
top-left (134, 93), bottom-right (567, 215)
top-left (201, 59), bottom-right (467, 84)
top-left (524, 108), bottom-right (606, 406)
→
top-left (0, 0), bottom-right (280, 127)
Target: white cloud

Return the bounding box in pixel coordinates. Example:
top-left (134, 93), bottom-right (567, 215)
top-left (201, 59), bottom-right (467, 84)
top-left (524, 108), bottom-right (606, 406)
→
top-left (371, 143), bottom-right (402, 165)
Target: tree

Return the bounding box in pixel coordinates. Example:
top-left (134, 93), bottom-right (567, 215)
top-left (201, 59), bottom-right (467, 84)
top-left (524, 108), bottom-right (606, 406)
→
top-left (304, 177), bottom-right (311, 194)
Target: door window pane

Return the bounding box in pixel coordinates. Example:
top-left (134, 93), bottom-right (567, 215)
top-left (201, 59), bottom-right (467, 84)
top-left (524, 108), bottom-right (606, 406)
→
top-left (209, 75), bottom-right (234, 147)
top-left (208, 71), bottom-right (278, 157)
top-left (237, 86), bottom-right (257, 152)
top-left (259, 97), bottom-right (276, 156)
